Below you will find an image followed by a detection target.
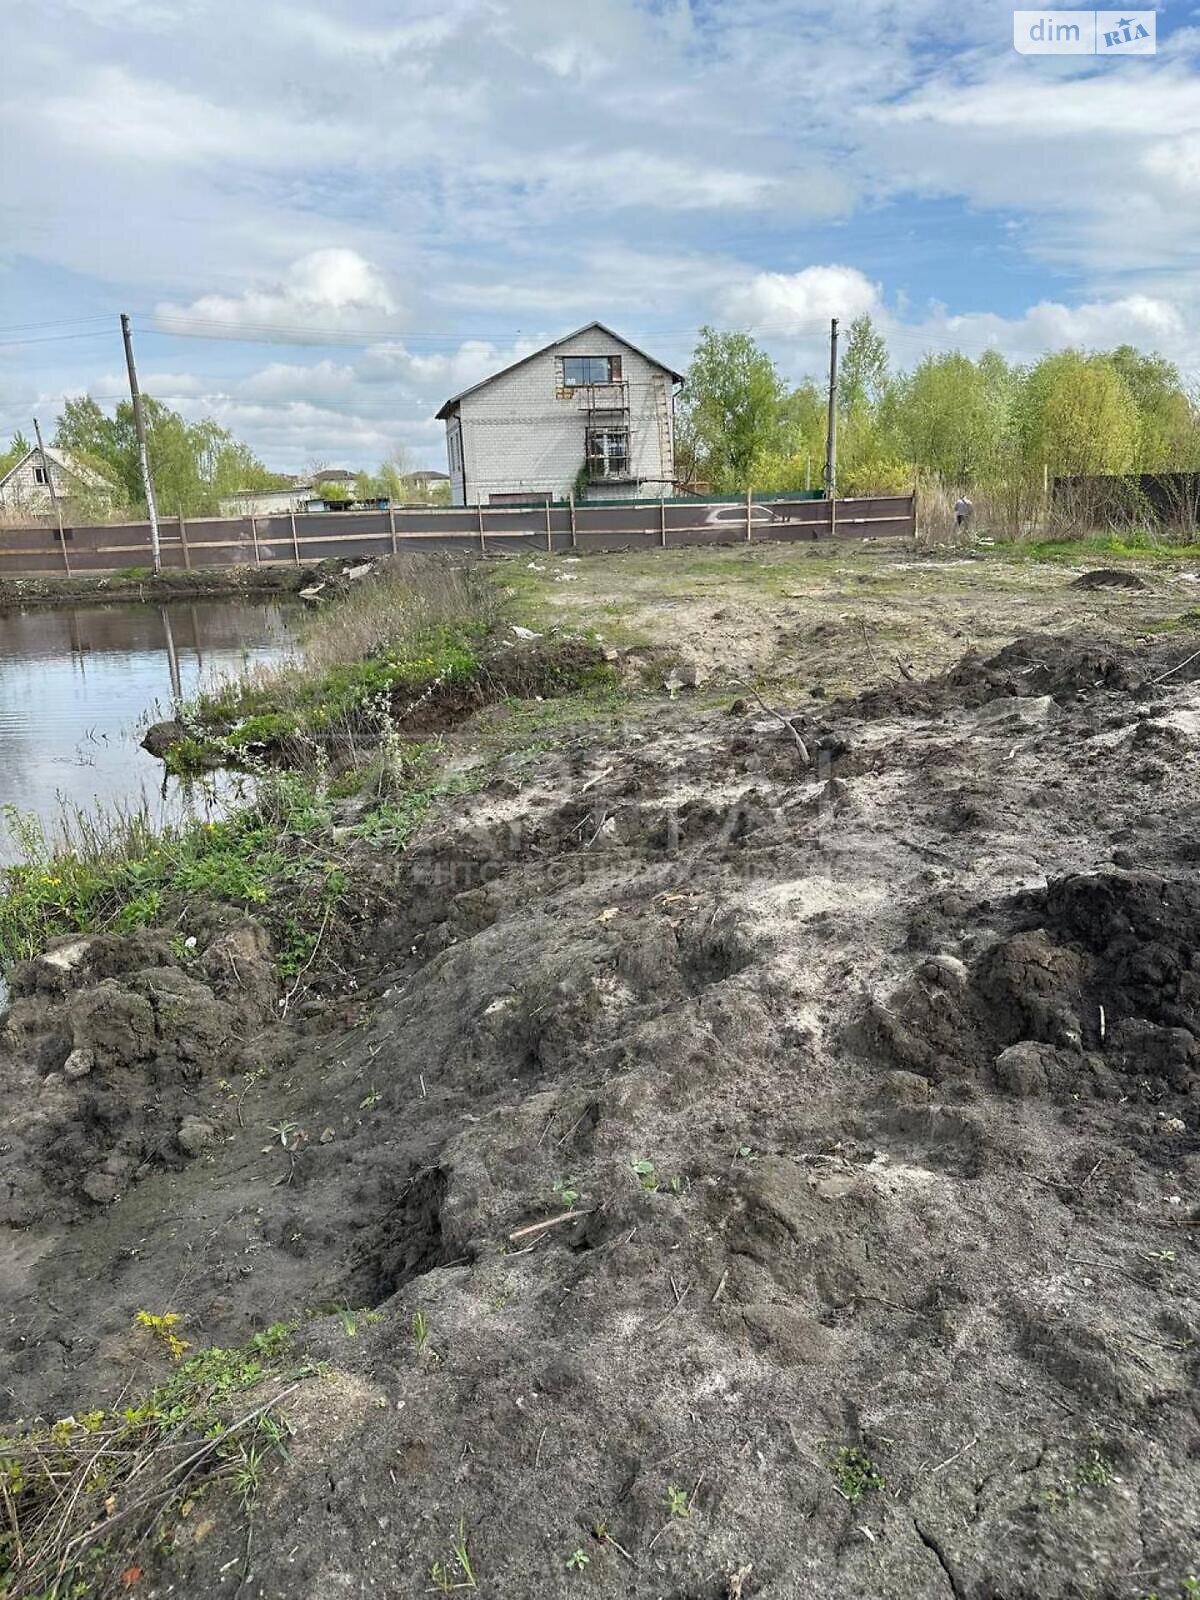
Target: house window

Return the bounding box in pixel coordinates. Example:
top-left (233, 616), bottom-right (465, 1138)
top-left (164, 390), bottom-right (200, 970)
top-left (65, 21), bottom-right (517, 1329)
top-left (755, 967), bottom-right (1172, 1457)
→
top-left (34, 464), bottom-right (48, 485)
top-left (563, 355), bottom-right (622, 388)
top-left (586, 428), bottom-right (630, 480)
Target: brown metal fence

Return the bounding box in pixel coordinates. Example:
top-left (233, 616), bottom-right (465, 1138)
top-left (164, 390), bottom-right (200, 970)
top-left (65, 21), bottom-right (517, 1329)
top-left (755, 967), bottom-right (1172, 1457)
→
top-left (0, 493), bottom-right (916, 577)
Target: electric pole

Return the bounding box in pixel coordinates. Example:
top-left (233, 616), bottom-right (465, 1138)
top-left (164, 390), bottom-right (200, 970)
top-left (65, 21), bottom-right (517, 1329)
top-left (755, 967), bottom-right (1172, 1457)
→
top-left (33, 415), bottom-right (71, 576)
top-left (824, 317), bottom-right (839, 501)
top-left (120, 312), bottom-right (161, 574)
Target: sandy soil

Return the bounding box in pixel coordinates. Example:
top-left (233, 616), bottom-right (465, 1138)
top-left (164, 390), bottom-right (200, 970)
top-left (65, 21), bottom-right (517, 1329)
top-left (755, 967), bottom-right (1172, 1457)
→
top-left (504, 539), bottom-right (1200, 689)
top-left (4, 543), bottom-right (1200, 1599)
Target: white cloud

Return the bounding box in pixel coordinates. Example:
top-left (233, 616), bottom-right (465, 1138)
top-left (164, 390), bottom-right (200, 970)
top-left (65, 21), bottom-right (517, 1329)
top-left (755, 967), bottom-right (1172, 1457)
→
top-left (720, 267), bottom-right (882, 336)
top-left (238, 360), bottom-right (358, 403)
top-left (1142, 134), bottom-right (1200, 194)
top-left (899, 294), bottom-right (1189, 365)
top-left (356, 338), bottom-right (537, 395)
top-left (41, 67), bottom-right (355, 169)
top-left (525, 149), bottom-right (782, 213)
top-left (155, 250), bottom-right (403, 338)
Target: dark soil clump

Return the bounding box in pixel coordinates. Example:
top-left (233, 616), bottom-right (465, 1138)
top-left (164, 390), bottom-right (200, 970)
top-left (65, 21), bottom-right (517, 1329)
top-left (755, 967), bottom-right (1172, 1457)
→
top-left (1070, 567), bottom-right (1150, 591)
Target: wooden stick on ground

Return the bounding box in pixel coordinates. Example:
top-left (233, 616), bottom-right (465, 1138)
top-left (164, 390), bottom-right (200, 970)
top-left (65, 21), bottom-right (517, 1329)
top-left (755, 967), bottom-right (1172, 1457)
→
top-left (1153, 646), bottom-right (1200, 684)
top-left (731, 680), bottom-right (810, 765)
top-left (507, 1208), bottom-right (590, 1243)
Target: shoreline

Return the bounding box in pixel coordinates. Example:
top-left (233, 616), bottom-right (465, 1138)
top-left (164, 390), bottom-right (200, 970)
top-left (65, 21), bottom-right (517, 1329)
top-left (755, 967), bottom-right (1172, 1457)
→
top-left (0, 562), bottom-right (326, 608)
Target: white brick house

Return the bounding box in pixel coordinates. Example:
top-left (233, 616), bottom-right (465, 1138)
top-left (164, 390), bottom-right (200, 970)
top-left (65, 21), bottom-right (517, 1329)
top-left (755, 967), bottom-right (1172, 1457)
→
top-left (0, 445), bottom-right (114, 518)
top-left (436, 322), bottom-right (683, 506)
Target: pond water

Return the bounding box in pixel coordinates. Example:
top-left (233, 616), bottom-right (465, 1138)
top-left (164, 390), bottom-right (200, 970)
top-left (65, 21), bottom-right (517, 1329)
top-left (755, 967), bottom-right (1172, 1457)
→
top-left (0, 598), bottom-right (299, 867)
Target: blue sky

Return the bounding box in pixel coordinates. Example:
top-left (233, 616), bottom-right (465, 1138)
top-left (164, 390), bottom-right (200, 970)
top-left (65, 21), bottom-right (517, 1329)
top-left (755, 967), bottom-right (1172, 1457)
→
top-left (1, 0), bottom-right (1198, 473)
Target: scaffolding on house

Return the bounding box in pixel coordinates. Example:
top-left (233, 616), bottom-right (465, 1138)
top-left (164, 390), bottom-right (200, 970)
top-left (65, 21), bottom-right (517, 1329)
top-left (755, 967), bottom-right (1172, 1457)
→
top-left (579, 380), bottom-right (632, 484)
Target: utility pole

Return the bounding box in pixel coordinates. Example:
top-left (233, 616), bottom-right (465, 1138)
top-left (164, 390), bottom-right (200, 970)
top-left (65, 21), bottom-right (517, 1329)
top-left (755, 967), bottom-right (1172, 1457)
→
top-left (824, 317), bottom-right (839, 501)
top-left (120, 312), bottom-right (161, 574)
top-left (33, 415), bottom-right (71, 575)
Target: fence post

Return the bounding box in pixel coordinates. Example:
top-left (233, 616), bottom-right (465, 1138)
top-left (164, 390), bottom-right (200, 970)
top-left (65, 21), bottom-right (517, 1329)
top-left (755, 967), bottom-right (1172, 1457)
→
top-left (569, 491), bottom-right (577, 549)
top-left (660, 496), bottom-right (666, 548)
top-left (746, 486), bottom-right (753, 542)
top-left (388, 503), bottom-right (398, 556)
top-left (178, 509), bottom-right (192, 570)
top-left (289, 509), bottom-right (300, 566)
top-left (249, 514), bottom-right (261, 567)
top-left (545, 498), bottom-right (553, 553)
top-left (477, 501), bottom-right (486, 555)
top-left (829, 494), bottom-right (837, 540)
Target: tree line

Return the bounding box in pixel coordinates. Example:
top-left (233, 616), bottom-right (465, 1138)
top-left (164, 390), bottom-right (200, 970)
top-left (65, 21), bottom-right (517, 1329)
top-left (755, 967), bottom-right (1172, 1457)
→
top-left (677, 319), bottom-right (1200, 498)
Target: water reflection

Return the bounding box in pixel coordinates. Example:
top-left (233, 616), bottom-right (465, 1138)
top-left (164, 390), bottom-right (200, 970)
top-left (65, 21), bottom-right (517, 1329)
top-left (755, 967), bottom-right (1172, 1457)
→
top-left (0, 597), bottom-right (298, 866)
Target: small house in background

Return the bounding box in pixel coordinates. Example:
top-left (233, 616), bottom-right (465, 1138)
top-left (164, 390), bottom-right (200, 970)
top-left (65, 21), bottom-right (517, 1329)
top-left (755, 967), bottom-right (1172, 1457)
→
top-left (219, 469), bottom-right (361, 519)
top-left (311, 468), bottom-right (357, 496)
top-left (218, 483), bottom-right (308, 518)
top-left (402, 469), bottom-right (450, 503)
top-left (436, 321), bottom-right (683, 507)
top-left (0, 445), bottom-right (114, 519)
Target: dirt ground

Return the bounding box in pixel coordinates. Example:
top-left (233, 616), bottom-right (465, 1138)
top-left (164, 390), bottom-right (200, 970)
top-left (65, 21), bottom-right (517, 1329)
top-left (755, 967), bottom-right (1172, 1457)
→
top-left (4, 539), bottom-right (1200, 1599)
top-left (502, 538), bottom-right (1200, 690)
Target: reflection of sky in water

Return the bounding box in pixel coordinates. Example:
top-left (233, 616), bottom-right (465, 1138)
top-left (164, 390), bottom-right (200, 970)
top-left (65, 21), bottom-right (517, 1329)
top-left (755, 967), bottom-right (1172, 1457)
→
top-left (0, 599), bottom-right (299, 866)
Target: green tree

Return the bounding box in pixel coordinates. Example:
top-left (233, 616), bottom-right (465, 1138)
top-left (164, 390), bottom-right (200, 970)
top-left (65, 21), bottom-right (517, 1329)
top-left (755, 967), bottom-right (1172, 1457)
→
top-left (680, 327), bottom-right (788, 491)
top-left (0, 430), bottom-right (32, 478)
top-left (1018, 350), bottom-right (1139, 477)
top-left (55, 395), bottom-right (286, 517)
top-left (839, 315), bottom-right (890, 411)
top-left (1107, 345), bottom-right (1199, 469)
top-left (892, 352), bottom-right (1010, 485)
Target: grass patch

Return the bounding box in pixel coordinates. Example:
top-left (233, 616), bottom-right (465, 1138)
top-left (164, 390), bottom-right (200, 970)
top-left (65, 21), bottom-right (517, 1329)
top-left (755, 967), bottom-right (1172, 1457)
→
top-left (827, 1445), bottom-right (885, 1505)
top-left (0, 775), bottom-right (342, 973)
top-left (186, 559), bottom-right (500, 756)
top-left (996, 532), bottom-right (1200, 565)
top-left (0, 1321), bottom-right (308, 1599)
top-left (166, 558), bottom-right (613, 773)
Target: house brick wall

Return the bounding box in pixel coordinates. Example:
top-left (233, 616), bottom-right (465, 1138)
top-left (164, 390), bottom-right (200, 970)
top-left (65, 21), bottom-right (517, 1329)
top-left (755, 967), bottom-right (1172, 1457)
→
top-left (446, 328), bottom-right (677, 506)
top-left (0, 454), bottom-right (73, 516)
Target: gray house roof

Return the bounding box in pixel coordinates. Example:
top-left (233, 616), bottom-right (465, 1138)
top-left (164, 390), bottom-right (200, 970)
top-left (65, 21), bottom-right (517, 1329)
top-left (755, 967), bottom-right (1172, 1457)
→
top-left (435, 321), bottom-right (685, 420)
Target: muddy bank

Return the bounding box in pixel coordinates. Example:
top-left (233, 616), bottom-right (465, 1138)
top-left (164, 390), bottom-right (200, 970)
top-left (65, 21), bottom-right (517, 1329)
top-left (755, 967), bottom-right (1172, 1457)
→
top-left (0, 562), bottom-right (325, 608)
top-left (4, 626), bottom-right (1200, 1598)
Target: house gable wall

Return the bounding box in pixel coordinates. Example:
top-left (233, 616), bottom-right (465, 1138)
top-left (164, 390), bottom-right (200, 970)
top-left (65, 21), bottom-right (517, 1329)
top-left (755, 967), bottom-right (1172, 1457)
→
top-left (449, 328), bottom-right (675, 506)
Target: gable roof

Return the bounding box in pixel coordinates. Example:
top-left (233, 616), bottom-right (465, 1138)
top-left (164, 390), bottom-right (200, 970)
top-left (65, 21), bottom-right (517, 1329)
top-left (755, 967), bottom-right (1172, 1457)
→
top-left (0, 445), bottom-right (114, 495)
top-left (435, 321), bottom-right (684, 419)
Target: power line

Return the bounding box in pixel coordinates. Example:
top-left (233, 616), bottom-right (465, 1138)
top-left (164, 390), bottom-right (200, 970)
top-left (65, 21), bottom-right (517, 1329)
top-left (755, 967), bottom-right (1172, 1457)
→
top-left (0, 329), bottom-right (124, 349)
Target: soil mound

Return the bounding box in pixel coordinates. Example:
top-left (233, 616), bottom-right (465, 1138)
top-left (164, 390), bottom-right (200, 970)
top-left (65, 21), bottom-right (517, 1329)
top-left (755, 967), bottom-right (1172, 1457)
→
top-left (855, 632), bottom-right (1139, 718)
top-left (0, 921), bottom-right (278, 1224)
top-left (865, 867), bottom-right (1200, 1104)
top-left (1070, 568), bottom-right (1150, 591)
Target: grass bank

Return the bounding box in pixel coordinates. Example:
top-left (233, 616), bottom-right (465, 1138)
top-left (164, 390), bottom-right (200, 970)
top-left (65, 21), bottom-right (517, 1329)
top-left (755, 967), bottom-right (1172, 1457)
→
top-left (0, 563), bottom-right (325, 609)
top-left (0, 555), bottom-right (619, 979)
top-left (159, 557), bottom-right (612, 775)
